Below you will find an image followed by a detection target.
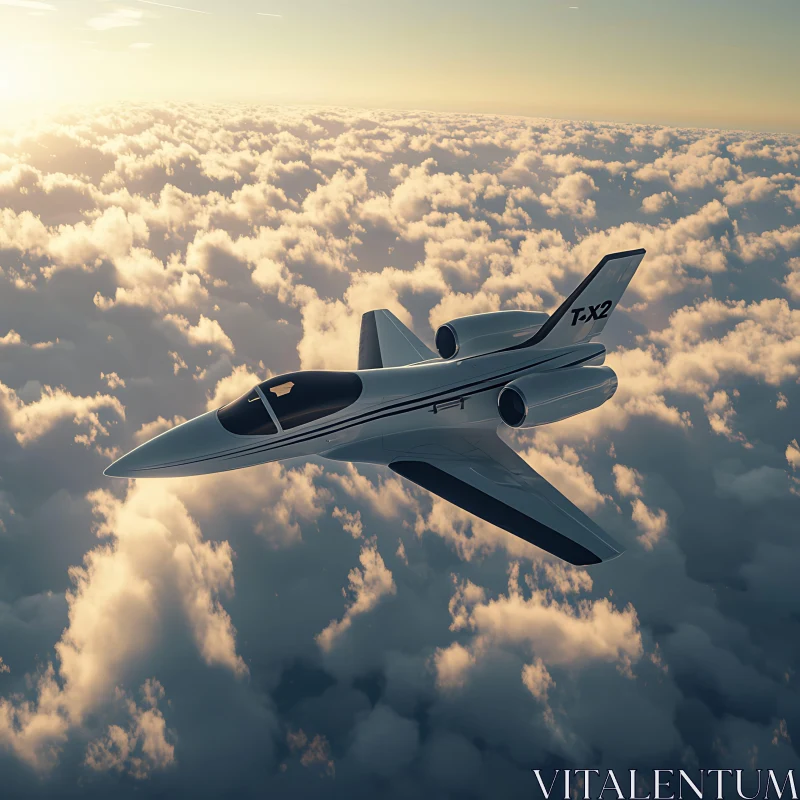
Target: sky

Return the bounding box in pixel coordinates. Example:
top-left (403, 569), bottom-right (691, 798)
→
top-left (1, 0), bottom-right (800, 131)
top-left (0, 104), bottom-right (799, 798)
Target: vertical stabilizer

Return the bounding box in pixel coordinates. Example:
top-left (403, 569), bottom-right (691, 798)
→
top-left (517, 249), bottom-right (646, 349)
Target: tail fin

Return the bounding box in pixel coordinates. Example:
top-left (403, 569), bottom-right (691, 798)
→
top-left (523, 249), bottom-right (646, 349)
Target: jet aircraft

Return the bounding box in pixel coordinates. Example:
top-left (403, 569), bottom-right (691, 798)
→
top-left (105, 249), bottom-right (646, 566)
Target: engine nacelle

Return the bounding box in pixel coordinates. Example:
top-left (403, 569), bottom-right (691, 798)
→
top-left (435, 310), bottom-right (549, 360)
top-left (498, 366), bottom-right (618, 429)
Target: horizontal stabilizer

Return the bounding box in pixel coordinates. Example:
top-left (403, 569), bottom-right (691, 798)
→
top-left (358, 309), bottom-right (436, 369)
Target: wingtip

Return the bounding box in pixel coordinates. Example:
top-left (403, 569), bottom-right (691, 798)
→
top-left (603, 547), bottom-right (626, 564)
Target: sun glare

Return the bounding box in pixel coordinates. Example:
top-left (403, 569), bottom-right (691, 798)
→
top-left (0, 45), bottom-right (64, 128)
top-left (0, 50), bottom-right (37, 103)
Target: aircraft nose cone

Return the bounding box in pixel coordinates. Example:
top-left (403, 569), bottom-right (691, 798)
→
top-left (104, 411), bottom-right (235, 478)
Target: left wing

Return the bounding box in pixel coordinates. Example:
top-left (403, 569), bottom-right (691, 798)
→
top-left (358, 309), bottom-right (437, 369)
top-left (385, 430), bottom-right (623, 565)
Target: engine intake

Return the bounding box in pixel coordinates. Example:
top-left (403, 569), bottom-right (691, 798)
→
top-left (498, 366), bottom-right (618, 429)
top-left (435, 310), bottom-right (549, 360)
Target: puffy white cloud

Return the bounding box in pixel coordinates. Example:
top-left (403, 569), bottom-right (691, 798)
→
top-left (629, 127), bottom-right (674, 149)
top-left (316, 540), bottom-right (396, 652)
top-left (485, 200), bottom-right (731, 305)
top-left (101, 372), bottom-right (125, 390)
top-left (633, 137), bottom-right (734, 191)
top-left (94, 248), bottom-right (208, 312)
top-left (291, 288), bottom-right (362, 371)
top-left (0, 329), bottom-right (57, 349)
top-left (164, 314), bottom-right (235, 354)
top-left (45, 207), bottom-right (149, 273)
top-left (367, 159), bottom-right (481, 227)
top-left (415, 495), bottom-right (543, 563)
top-left (722, 175), bottom-right (778, 206)
top-left (784, 257), bottom-right (800, 300)
top-left (641, 191), bottom-right (676, 214)
top-left (704, 390), bottom-right (751, 448)
top-left (0, 381), bottom-right (125, 447)
top-left (544, 296), bottom-right (800, 445)
top-left (204, 364), bottom-right (263, 410)
top-left (168, 461), bottom-right (331, 547)
top-left (295, 168), bottom-right (369, 229)
top-left (433, 564), bottom-right (643, 692)
top-left (648, 298), bottom-right (800, 390)
top-left (785, 182), bottom-right (800, 208)
top-left (0, 482), bottom-right (245, 770)
top-left (727, 139), bottom-right (800, 166)
top-left (0, 208), bottom-right (48, 252)
top-left (538, 171), bottom-right (598, 220)
top-left (630, 498), bottom-right (669, 552)
top-left (256, 463), bottom-right (330, 544)
top-left (432, 641), bottom-right (476, 691)
top-left (736, 223), bottom-right (800, 262)
top-left (332, 506), bottom-right (363, 538)
top-left (85, 679), bottom-right (175, 779)
top-left (612, 464), bottom-right (643, 500)
top-left (327, 464), bottom-right (417, 519)
top-left (520, 436), bottom-right (610, 514)
top-left (521, 657), bottom-right (555, 701)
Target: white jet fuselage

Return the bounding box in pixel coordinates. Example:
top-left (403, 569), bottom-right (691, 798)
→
top-left (105, 248), bottom-right (647, 566)
top-left (105, 341), bottom-right (608, 479)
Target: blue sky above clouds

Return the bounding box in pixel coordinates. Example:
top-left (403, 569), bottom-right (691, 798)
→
top-left (0, 104), bottom-right (798, 797)
top-left (1, 1), bottom-right (799, 130)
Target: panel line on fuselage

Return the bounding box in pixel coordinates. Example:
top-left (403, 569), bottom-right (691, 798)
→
top-left (127, 348), bottom-right (601, 473)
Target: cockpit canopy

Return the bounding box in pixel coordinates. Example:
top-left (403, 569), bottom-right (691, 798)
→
top-left (217, 371), bottom-right (363, 436)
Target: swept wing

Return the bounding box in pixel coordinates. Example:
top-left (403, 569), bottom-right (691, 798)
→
top-left (385, 430), bottom-right (623, 565)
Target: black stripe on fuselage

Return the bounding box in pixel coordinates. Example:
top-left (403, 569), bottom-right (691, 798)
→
top-left (127, 349), bottom-right (601, 473)
top-left (558, 353), bottom-right (604, 369)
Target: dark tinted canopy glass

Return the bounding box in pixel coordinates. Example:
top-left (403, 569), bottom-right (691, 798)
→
top-left (259, 371), bottom-right (363, 430)
top-left (217, 389), bottom-right (278, 436)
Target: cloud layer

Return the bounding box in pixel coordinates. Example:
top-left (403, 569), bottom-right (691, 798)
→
top-left (0, 104), bottom-right (798, 798)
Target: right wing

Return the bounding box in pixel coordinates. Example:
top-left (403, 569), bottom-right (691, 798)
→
top-left (385, 430), bottom-right (623, 565)
top-left (358, 309), bottom-right (437, 369)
